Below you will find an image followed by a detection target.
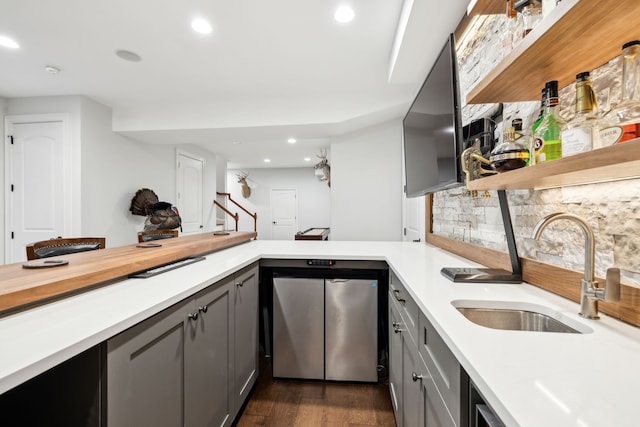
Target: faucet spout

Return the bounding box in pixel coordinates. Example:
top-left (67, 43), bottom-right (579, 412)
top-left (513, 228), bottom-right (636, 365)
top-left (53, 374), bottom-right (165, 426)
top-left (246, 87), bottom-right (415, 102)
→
top-left (533, 213), bottom-right (617, 319)
top-left (532, 213), bottom-right (595, 283)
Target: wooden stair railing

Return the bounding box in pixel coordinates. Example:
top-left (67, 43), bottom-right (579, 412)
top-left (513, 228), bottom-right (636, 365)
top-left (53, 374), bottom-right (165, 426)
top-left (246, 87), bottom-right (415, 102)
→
top-left (213, 199), bottom-right (240, 232)
top-left (216, 192), bottom-right (258, 237)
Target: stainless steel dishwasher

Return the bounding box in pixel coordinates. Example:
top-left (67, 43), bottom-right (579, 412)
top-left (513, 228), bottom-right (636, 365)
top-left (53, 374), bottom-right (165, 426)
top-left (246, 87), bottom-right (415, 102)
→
top-left (268, 259), bottom-right (384, 382)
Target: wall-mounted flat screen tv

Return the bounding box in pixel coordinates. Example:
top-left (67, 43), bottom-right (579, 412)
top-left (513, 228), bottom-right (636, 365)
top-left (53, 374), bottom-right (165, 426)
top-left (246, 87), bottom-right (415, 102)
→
top-left (403, 33), bottom-right (464, 197)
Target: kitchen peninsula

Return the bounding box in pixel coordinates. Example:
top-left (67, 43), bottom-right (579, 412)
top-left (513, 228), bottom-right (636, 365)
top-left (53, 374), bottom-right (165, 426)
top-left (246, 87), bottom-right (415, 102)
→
top-left (1, 237), bottom-right (639, 426)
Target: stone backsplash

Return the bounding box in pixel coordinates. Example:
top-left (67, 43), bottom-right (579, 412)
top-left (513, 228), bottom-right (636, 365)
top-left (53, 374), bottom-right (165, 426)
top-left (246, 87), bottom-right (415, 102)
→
top-left (432, 14), bottom-right (640, 287)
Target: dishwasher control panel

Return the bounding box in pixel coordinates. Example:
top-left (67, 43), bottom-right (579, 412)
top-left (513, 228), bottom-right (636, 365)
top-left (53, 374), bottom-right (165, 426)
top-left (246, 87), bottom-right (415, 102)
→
top-left (306, 259), bottom-right (335, 267)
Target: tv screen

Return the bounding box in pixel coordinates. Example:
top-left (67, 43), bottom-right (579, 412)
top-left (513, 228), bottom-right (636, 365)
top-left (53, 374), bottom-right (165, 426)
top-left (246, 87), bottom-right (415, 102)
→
top-left (403, 34), bottom-right (464, 197)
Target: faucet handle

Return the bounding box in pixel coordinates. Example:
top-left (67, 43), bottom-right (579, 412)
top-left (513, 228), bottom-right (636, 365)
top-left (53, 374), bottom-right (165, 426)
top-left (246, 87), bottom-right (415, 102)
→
top-left (604, 268), bottom-right (621, 302)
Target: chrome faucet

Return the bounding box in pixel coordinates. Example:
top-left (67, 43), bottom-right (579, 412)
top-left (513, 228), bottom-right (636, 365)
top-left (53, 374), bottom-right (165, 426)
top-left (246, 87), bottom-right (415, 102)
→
top-left (532, 213), bottom-right (620, 319)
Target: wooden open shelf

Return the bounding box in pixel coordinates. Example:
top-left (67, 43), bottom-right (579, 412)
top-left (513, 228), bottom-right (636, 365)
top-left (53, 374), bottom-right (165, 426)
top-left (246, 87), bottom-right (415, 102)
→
top-left (467, 0), bottom-right (640, 104)
top-left (466, 139), bottom-right (640, 190)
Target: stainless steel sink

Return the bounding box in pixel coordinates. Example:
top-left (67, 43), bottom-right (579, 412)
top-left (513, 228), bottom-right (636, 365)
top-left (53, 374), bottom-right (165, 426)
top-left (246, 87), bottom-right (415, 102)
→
top-left (452, 300), bottom-right (592, 334)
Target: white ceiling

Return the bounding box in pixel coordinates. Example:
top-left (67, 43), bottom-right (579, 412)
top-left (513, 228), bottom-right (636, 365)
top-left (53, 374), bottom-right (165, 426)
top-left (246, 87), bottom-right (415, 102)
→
top-left (0, 0), bottom-right (470, 168)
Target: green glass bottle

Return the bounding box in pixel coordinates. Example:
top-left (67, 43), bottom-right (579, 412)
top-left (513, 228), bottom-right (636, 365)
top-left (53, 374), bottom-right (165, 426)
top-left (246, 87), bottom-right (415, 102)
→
top-left (531, 88), bottom-right (545, 135)
top-left (533, 80), bottom-right (566, 164)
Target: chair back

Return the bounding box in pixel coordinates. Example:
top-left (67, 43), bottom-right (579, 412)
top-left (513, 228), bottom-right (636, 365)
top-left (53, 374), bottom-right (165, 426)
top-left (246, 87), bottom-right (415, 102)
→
top-left (138, 229), bottom-right (179, 243)
top-left (26, 237), bottom-right (106, 260)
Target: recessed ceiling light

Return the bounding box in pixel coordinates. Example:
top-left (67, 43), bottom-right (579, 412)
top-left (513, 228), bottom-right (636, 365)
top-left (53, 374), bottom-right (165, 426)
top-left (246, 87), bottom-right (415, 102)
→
top-left (0, 35), bottom-right (19, 49)
top-left (288, 138), bottom-right (297, 144)
top-left (44, 65), bottom-right (60, 74)
top-left (304, 157), bottom-right (311, 162)
top-left (334, 5), bottom-right (355, 23)
top-left (191, 18), bottom-right (213, 34)
top-left (115, 50), bottom-right (142, 62)
top-left (264, 158), bottom-right (271, 163)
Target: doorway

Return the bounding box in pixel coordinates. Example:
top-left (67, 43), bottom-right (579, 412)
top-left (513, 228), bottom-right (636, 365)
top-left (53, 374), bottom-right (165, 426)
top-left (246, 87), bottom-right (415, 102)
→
top-left (403, 194), bottom-right (424, 242)
top-left (176, 150), bottom-right (204, 235)
top-left (5, 114), bottom-right (72, 263)
top-left (270, 188), bottom-right (297, 240)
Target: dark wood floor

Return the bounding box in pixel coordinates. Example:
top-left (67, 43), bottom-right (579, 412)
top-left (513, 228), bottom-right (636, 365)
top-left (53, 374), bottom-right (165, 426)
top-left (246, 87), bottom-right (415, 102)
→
top-left (235, 357), bottom-right (396, 427)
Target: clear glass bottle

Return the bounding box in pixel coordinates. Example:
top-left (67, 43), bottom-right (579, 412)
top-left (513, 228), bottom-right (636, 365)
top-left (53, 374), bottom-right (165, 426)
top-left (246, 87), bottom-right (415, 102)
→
top-left (533, 80), bottom-right (566, 163)
top-left (500, 0), bottom-right (518, 58)
top-left (521, 4), bottom-right (542, 37)
top-left (561, 71), bottom-right (601, 155)
top-left (600, 40), bottom-right (640, 145)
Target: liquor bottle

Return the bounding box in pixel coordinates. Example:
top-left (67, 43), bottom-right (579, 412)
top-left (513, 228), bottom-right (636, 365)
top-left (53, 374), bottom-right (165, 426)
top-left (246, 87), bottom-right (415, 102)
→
top-left (600, 40), bottom-right (640, 145)
top-left (561, 71), bottom-right (601, 155)
top-left (533, 80), bottom-right (565, 163)
top-left (521, 4), bottom-right (542, 37)
top-left (512, 118), bottom-right (534, 165)
top-left (489, 123), bottom-right (530, 172)
top-left (500, 0), bottom-right (518, 58)
top-left (531, 88), bottom-right (546, 135)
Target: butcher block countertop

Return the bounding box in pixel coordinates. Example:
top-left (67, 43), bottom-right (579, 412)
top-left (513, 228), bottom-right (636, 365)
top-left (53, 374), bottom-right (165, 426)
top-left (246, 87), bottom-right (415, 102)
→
top-left (0, 231), bottom-right (256, 315)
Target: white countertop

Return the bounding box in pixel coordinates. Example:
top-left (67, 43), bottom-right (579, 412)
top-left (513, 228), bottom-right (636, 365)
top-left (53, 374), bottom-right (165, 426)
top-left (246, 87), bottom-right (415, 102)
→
top-left (1, 240), bottom-right (639, 426)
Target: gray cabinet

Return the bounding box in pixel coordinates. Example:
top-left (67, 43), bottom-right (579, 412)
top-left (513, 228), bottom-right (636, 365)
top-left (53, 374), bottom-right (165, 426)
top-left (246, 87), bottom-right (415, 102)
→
top-left (401, 325), bottom-right (424, 427)
top-left (389, 296), bottom-right (404, 427)
top-left (107, 297), bottom-right (192, 427)
top-left (419, 312), bottom-right (459, 426)
top-left (232, 265), bottom-right (259, 414)
top-left (388, 271), bottom-right (458, 427)
top-left (185, 280), bottom-right (234, 427)
top-left (107, 263), bottom-right (259, 427)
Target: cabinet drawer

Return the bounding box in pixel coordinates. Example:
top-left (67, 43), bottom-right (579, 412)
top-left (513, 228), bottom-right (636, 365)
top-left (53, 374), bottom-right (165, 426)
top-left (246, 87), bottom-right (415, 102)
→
top-left (389, 271), bottom-right (419, 345)
top-left (419, 312), bottom-right (460, 425)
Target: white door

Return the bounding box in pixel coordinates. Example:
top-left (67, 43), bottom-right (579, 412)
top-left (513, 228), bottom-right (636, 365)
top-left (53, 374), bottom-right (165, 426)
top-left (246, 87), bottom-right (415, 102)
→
top-left (270, 188), bottom-right (297, 240)
top-left (6, 119), bottom-right (67, 263)
top-left (176, 151), bottom-right (204, 234)
top-left (403, 194), bottom-right (424, 242)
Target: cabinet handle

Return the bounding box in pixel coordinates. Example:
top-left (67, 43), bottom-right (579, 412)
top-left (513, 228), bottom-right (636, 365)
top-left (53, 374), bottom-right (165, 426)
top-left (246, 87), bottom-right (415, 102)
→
top-left (393, 322), bottom-right (403, 334)
top-left (236, 280), bottom-right (244, 287)
top-left (411, 372), bottom-right (423, 382)
top-left (188, 312), bottom-right (199, 321)
top-left (198, 305), bottom-right (208, 313)
top-left (393, 289), bottom-right (405, 304)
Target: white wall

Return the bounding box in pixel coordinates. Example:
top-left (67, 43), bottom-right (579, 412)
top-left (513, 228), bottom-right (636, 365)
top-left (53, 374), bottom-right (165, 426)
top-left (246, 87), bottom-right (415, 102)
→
top-left (330, 120), bottom-right (403, 241)
top-left (80, 97), bottom-right (221, 246)
top-left (0, 97), bottom-right (5, 262)
top-left (227, 167), bottom-right (330, 240)
top-left (2, 95), bottom-right (221, 254)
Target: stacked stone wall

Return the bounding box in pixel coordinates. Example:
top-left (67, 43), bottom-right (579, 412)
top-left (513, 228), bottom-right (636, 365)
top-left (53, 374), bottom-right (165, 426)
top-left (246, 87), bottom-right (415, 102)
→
top-left (432, 14), bottom-right (640, 286)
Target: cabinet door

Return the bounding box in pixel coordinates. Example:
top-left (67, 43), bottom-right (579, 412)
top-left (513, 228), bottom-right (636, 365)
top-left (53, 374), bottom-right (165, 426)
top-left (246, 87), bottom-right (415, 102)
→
top-left (107, 298), bottom-right (191, 427)
top-left (233, 265), bottom-right (259, 413)
top-left (419, 312), bottom-right (460, 424)
top-left (388, 296), bottom-right (403, 427)
top-left (185, 280), bottom-right (233, 427)
top-left (402, 334), bottom-right (425, 427)
top-left (422, 374), bottom-right (457, 427)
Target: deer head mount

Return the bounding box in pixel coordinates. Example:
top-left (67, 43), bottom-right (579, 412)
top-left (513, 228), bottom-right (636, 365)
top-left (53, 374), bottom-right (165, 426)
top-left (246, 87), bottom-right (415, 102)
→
top-left (237, 172), bottom-right (251, 198)
top-left (314, 149), bottom-right (331, 187)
